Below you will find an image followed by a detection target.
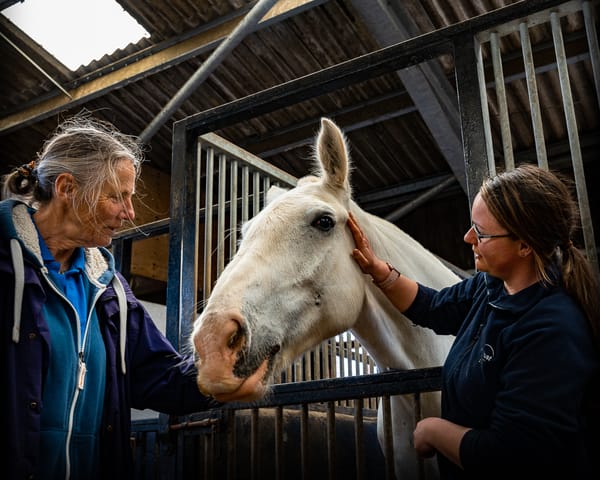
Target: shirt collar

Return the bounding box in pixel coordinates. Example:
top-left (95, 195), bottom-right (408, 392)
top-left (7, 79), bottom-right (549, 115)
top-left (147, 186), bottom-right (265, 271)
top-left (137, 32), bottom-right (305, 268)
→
top-left (484, 272), bottom-right (551, 314)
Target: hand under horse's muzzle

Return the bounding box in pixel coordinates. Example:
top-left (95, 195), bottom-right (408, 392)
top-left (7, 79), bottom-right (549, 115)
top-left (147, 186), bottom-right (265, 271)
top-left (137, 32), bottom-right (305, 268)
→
top-left (192, 310), bottom-right (277, 402)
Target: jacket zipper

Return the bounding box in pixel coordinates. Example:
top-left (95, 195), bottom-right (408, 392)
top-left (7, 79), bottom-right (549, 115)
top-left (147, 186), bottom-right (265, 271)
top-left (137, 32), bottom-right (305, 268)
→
top-left (40, 267), bottom-right (105, 480)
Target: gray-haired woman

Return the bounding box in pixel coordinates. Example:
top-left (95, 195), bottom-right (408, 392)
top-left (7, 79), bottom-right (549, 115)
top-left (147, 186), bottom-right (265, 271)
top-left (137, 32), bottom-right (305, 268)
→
top-left (0, 114), bottom-right (217, 480)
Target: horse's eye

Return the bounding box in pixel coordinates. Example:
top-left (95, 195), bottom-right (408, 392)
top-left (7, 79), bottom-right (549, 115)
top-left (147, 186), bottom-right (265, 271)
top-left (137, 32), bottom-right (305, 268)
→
top-left (311, 215), bottom-right (335, 231)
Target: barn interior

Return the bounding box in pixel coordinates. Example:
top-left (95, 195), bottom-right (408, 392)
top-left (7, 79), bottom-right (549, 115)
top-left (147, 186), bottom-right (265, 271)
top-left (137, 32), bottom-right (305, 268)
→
top-left (1, 0), bottom-right (599, 305)
top-left (2, 1), bottom-right (600, 478)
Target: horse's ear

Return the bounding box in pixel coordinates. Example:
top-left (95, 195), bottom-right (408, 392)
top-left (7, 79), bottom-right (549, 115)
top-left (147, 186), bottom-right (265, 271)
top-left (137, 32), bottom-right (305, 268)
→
top-left (266, 185), bottom-right (288, 205)
top-left (316, 118), bottom-right (350, 192)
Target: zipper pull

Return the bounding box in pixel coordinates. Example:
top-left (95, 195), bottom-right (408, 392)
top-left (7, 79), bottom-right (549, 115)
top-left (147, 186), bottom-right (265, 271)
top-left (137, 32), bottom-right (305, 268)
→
top-left (78, 354), bottom-right (87, 390)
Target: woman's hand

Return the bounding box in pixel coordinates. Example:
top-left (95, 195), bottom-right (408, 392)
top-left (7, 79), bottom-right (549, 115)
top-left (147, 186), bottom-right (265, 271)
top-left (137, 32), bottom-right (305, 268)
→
top-left (413, 417), bottom-right (440, 458)
top-left (413, 417), bottom-right (470, 468)
top-left (347, 211), bottom-right (389, 282)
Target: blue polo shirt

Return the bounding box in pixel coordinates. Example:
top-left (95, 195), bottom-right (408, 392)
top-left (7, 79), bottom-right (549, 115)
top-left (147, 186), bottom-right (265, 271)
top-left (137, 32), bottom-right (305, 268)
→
top-left (38, 238), bottom-right (87, 345)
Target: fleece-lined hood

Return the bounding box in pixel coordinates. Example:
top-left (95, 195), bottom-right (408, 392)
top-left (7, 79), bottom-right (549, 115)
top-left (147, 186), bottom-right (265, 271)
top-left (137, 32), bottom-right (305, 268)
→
top-left (0, 199), bottom-right (128, 373)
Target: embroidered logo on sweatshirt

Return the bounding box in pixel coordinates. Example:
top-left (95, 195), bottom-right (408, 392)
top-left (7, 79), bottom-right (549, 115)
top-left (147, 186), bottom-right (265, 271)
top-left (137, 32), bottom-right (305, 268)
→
top-left (478, 344), bottom-right (495, 364)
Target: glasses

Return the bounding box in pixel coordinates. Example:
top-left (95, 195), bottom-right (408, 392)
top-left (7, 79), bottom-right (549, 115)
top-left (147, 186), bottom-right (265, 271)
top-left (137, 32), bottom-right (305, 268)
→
top-left (471, 224), bottom-right (512, 242)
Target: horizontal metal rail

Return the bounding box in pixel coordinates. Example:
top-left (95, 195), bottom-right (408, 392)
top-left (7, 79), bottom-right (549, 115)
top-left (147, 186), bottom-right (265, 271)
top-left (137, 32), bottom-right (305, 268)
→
top-left (175, 367), bottom-right (442, 419)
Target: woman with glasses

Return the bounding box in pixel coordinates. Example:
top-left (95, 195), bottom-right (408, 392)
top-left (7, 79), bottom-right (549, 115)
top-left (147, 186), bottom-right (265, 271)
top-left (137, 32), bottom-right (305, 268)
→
top-left (348, 164), bottom-right (599, 479)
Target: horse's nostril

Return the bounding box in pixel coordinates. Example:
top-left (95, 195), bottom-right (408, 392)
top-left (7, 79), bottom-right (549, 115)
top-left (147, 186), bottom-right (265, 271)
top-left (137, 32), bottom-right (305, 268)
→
top-left (227, 325), bottom-right (245, 350)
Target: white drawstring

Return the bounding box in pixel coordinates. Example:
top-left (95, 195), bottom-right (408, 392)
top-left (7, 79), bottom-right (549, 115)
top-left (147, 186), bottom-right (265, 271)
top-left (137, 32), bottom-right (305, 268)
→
top-left (111, 274), bottom-right (128, 375)
top-left (10, 239), bottom-right (24, 343)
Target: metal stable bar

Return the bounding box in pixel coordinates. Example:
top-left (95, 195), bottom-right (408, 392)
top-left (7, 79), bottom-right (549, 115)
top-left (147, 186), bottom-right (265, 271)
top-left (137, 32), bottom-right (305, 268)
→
top-left (229, 159), bottom-right (239, 261)
top-left (218, 153), bottom-right (228, 275)
top-left (251, 408), bottom-right (260, 480)
top-left (381, 395), bottom-right (394, 480)
top-left (326, 401), bottom-right (336, 480)
top-left (551, 11), bottom-right (599, 272)
top-left (300, 403), bottom-right (309, 480)
top-left (583, 1), bottom-right (600, 111)
top-left (454, 33), bottom-right (492, 207)
top-left (490, 31), bottom-right (515, 170)
top-left (253, 171), bottom-right (261, 216)
top-left (203, 146), bottom-right (215, 300)
top-left (475, 35), bottom-right (497, 177)
top-left (414, 392), bottom-right (425, 480)
top-left (242, 165), bottom-right (250, 224)
top-left (165, 127), bottom-right (201, 350)
top-left (519, 21), bottom-right (549, 169)
top-left (275, 406), bottom-right (284, 480)
top-left (354, 398), bottom-right (365, 480)
top-left (226, 409), bottom-right (237, 480)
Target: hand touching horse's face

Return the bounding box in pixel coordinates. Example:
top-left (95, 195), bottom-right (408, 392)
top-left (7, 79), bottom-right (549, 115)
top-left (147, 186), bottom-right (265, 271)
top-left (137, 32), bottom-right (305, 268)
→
top-left (191, 118), bottom-right (366, 402)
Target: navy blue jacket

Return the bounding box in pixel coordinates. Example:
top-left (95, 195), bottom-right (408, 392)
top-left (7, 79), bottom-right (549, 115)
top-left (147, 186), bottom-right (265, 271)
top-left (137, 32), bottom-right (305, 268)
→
top-left (0, 200), bottom-right (216, 479)
top-left (405, 271), bottom-right (599, 479)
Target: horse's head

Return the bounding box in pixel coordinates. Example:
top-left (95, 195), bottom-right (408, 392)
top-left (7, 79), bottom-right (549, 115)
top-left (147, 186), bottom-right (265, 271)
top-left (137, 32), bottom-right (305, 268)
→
top-left (191, 118), bottom-right (367, 402)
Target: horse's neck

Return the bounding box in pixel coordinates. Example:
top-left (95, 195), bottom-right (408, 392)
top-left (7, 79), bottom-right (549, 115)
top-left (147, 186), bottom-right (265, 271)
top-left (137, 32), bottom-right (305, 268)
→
top-left (349, 206), bottom-right (456, 370)
top-left (352, 290), bottom-right (452, 370)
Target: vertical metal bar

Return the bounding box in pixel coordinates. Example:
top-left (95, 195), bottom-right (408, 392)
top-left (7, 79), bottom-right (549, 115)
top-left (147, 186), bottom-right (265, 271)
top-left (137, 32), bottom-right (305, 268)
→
top-left (242, 166), bottom-right (250, 223)
top-left (327, 401), bottom-right (336, 480)
top-left (229, 159), bottom-right (239, 259)
top-left (251, 408), bottom-right (260, 480)
top-left (551, 11), bottom-right (599, 273)
top-left (490, 32), bottom-right (514, 170)
top-left (330, 338), bottom-right (337, 379)
top-left (382, 395), bottom-right (395, 480)
top-left (208, 428), bottom-right (216, 480)
top-left (314, 343), bottom-right (322, 379)
top-left (203, 434), bottom-right (210, 479)
top-left (519, 21), bottom-right (548, 169)
top-left (323, 340), bottom-right (330, 379)
top-left (300, 403), bottom-right (309, 480)
top-left (476, 35), bottom-right (496, 177)
top-left (354, 398), bottom-right (365, 480)
top-left (263, 176), bottom-right (271, 205)
top-left (227, 410), bottom-right (237, 480)
top-left (346, 332), bottom-right (352, 377)
top-left (253, 171), bottom-right (261, 216)
top-left (454, 33), bottom-right (492, 208)
top-left (166, 125), bottom-right (200, 349)
top-left (111, 237), bottom-right (132, 280)
top-left (217, 153), bottom-right (227, 275)
top-left (275, 406), bottom-right (284, 480)
top-left (583, 1), bottom-right (600, 112)
top-left (414, 393), bottom-right (424, 480)
top-left (203, 147), bottom-right (215, 303)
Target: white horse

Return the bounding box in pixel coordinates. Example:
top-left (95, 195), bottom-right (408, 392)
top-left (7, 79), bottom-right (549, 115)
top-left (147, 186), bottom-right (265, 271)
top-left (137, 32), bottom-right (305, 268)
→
top-left (192, 117), bottom-right (460, 479)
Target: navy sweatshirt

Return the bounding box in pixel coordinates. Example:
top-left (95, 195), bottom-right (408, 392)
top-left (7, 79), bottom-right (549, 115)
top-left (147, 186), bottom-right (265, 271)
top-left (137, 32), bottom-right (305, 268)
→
top-left (405, 271), bottom-right (599, 479)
